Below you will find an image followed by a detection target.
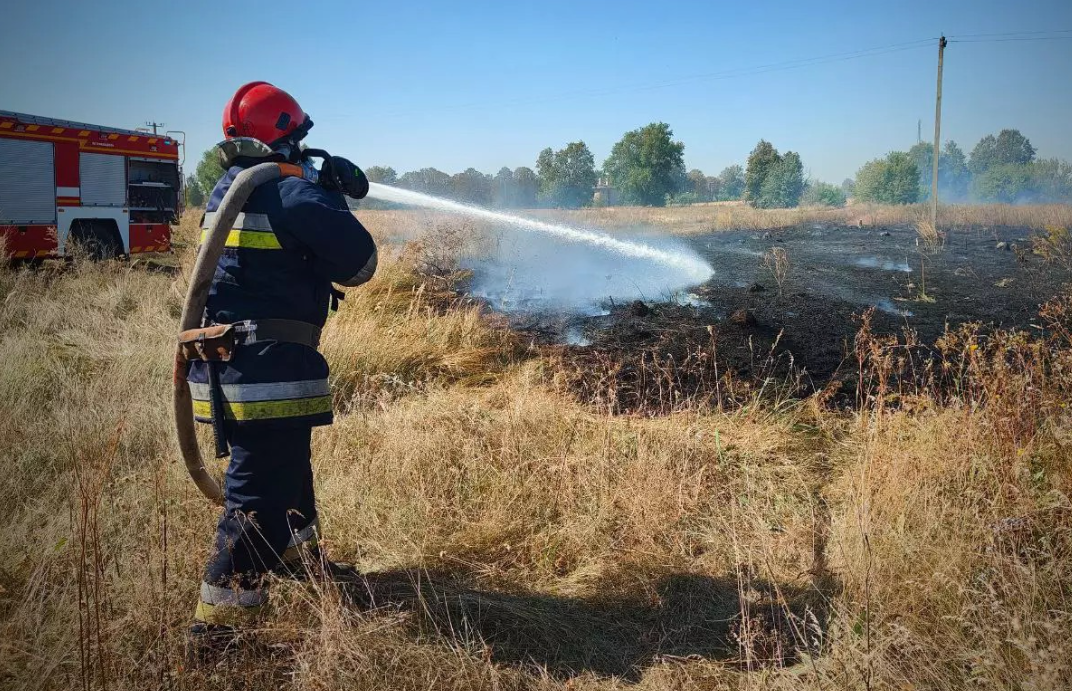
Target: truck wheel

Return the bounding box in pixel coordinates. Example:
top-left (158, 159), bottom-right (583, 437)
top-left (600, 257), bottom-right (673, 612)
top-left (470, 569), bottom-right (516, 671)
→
top-left (69, 220), bottom-right (123, 260)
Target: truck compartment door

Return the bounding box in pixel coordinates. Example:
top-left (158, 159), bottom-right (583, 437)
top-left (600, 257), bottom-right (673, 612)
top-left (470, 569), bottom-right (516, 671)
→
top-left (79, 152), bottom-right (126, 206)
top-left (0, 138), bottom-right (56, 224)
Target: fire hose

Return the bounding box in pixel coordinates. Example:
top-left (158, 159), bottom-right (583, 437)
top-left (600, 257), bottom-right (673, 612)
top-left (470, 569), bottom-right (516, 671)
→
top-left (173, 162), bottom-right (302, 504)
top-left (173, 153), bottom-right (369, 503)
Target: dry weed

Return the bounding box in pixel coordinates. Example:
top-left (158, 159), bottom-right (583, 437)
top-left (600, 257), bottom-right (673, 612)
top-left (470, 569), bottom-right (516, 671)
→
top-left (1031, 224), bottom-right (1072, 270)
top-left (762, 247), bottom-right (791, 294)
top-left (914, 213), bottom-right (944, 253)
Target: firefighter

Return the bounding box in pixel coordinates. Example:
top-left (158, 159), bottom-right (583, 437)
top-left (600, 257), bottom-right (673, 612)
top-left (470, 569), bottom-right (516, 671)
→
top-left (187, 82), bottom-right (376, 643)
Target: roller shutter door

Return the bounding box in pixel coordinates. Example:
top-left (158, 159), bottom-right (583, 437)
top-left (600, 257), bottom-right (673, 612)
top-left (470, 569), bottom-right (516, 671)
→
top-left (0, 138), bottom-right (56, 223)
top-left (80, 152), bottom-right (126, 206)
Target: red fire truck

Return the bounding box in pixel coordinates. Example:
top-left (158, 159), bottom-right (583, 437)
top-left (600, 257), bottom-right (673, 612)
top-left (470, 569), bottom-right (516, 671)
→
top-left (0, 110), bottom-right (181, 259)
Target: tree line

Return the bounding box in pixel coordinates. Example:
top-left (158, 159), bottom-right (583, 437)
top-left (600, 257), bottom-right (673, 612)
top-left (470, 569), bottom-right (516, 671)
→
top-left (741, 128), bottom-right (1072, 208)
top-left (358, 123), bottom-right (747, 210)
top-left (186, 125), bottom-right (1071, 209)
top-left (854, 129), bottom-right (1072, 205)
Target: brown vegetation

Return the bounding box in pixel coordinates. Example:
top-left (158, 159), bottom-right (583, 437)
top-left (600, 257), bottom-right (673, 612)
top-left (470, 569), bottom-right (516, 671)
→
top-left (0, 206), bottom-right (1069, 690)
top-left (1032, 224), bottom-right (1072, 270)
top-left (524, 201), bottom-right (1072, 235)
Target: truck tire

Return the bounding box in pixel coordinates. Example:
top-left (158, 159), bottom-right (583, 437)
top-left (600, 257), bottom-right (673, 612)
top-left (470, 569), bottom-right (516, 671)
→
top-left (68, 220), bottom-right (123, 260)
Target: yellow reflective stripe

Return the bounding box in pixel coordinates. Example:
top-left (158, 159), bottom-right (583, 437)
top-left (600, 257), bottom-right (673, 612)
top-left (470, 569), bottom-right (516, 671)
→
top-left (199, 229), bottom-right (282, 250)
top-left (193, 395), bottom-right (332, 421)
top-left (194, 600), bottom-right (265, 626)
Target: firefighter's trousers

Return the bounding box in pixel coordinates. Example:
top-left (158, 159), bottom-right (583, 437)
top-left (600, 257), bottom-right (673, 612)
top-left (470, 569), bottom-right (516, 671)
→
top-left (194, 423), bottom-right (319, 626)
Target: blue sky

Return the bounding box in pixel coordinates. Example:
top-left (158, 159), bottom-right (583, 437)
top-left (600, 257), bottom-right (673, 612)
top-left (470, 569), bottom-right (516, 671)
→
top-left (2, 0), bottom-right (1070, 184)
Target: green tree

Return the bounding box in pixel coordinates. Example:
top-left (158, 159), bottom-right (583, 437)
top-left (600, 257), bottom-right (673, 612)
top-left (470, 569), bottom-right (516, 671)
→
top-left (185, 174), bottom-right (205, 207)
top-left (972, 162), bottom-right (1034, 203)
top-left (744, 140), bottom-right (781, 206)
top-left (718, 165), bottom-right (745, 200)
top-left (802, 180), bottom-right (847, 207)
top-left (940, 141), bottom-right (970, 200)
top-left (513, 166), bottom-right (539, 208)
top-left (969, 129), bottom-right (1036, 175)
top-left (854, 152), bottom-right (920, 204)
top-left (492, 167), bottom-right (515, 207)
top-left (970, 158), bottom-right (1072, 203)
top-left (1029, 158), bottom-right (1072, 203)
top-left (907, 141), bottom-right (933, 198)
top-left (603, 122), bottom-right (686, 206)
top-left (908, 140), bottom-right (971, 201)
top-left (536, 147), bottom-right (554, 193)
top-left (365, 166), bottom-right (397, 185)
top-left (451, 168), bottom-right (492, 205)
top-left (841, 178), bottom-right (856, 197)
top-left (536, 142), bottom-right (597, 208)
top-left (398, 168), bottom-right (452, 197)
top-left (756, 151), bottom-right (805, 208)
top-left (194, 148), bottom-right (225, 201)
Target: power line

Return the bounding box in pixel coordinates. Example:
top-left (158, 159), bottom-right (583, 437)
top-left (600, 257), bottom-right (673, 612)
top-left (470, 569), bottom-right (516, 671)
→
top-left (947, 28), bottom-right (1072, 39)
top-left (950, 35), bottom-right (1072, 43)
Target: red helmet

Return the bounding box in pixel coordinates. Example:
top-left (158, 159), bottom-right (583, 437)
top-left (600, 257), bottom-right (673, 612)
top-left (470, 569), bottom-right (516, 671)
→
top-left (222, 82), bottom-right (311, 145)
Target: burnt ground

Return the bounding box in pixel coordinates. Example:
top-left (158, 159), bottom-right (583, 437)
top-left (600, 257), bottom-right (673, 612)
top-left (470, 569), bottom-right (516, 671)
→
top-left (501, 223), bottom-right (1072, 412)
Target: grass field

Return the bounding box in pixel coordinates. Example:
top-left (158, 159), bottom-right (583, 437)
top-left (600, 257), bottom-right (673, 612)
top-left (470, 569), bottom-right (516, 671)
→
top-left (531, 201), bottom-right (1072, 235)
top-left (1, 204), bottom-right (1070, 690)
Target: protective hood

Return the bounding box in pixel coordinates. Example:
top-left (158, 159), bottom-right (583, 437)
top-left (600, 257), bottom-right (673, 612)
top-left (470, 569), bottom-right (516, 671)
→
top-left (216, 137), bottom-right (277, 168)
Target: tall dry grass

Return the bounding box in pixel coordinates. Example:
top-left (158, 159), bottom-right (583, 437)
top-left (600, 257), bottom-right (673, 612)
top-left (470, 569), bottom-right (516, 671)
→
top-left (526, 201), bottom-right (1072, 235)
top-left (0, 206), bottom-right (1069, 690)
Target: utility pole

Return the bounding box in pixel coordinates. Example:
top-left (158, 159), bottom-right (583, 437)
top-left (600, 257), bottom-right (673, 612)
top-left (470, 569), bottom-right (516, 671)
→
top-left (931, 35), bottom-right (947, 228)
top-left (145, 121), bottom-right (165, 135)
top-left (917, 119), bottom-right (922, 144)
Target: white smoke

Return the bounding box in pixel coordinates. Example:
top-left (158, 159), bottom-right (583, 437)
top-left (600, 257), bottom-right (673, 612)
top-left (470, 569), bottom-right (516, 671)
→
top-left (366, 183), bottom-right (714, 315)
top-left (463, 227), bottom-right (708, 315)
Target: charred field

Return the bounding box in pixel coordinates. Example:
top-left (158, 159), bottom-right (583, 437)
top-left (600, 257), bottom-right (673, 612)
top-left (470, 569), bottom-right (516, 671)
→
top-left (498, 220), bottom-right (1072, 412)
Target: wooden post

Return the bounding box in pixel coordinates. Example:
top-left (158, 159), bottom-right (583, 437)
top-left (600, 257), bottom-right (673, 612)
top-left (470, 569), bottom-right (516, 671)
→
top-left (931, 36), bottom-right (947, 228)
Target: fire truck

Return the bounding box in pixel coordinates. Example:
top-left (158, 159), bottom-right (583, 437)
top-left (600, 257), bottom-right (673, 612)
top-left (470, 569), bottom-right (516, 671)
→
top-left (0, 110), bottom-right (181, 259)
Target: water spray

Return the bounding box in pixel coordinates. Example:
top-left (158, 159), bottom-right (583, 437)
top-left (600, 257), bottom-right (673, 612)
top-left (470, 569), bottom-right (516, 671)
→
top-left (366, 183), bottom-right (714, 283)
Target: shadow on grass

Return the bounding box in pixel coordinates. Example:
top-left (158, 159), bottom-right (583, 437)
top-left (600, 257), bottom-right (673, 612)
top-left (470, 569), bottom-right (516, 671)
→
top-left (338, 567), bottom-right (838, 681)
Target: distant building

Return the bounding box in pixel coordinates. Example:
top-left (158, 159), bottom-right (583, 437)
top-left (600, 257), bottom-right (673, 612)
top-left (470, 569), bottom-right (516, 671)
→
top-left (593, 176), bottom-right (619, 207)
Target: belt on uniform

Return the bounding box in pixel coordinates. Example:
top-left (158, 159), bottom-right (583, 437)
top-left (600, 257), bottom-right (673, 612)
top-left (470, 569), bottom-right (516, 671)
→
top-left (231, 318), bottom-right (322, 349)
top-left (176, 318), bottom-right (322, 459)
top-left (177, 319), bottom-right (321, 363)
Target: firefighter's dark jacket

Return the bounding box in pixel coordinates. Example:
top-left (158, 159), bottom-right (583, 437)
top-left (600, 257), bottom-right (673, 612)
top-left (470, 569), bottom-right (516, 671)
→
top-left (186, 164), bottom-right (377, 427)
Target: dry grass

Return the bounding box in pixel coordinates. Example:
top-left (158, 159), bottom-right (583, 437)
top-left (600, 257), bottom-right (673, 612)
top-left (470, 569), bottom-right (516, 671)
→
top-left (913, 208), bottom-right (945, 254)
top-left (524, 201), bottom-right (1072, 236)
top-left (1032, 224), bottom-right (1072, 270)
top-left (0, 205), bottom-right (1069, 690)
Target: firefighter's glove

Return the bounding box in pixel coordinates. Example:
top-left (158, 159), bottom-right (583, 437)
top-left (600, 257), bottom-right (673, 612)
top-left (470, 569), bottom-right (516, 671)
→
top-left (320, 156), bottom-right (370, 200)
